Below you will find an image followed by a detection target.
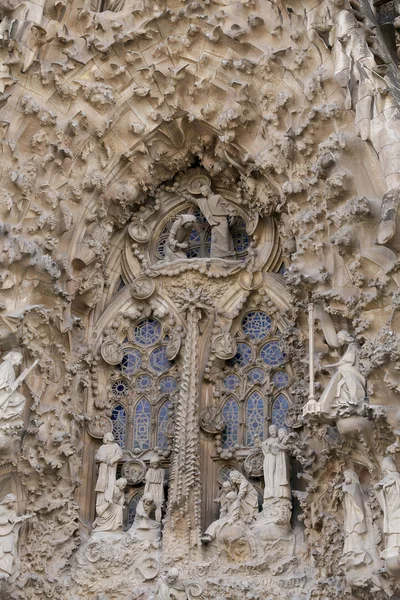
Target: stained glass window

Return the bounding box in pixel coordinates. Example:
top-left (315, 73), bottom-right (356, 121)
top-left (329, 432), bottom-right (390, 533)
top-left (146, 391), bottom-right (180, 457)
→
top-left (117, 276), bottom-right (126, 292)
top-left (221, 397), bottom-right (239, 449)
top-left (157, 400), bottom-right (171, 449)
top-left (233, 230), bottom-right (250, 254)
top-left (246, 391), bottom-right (264, 446)
top-left (278, 263), bottom-right (286, 275)
top-left (133, 398), bottom-right (151, 450)
top-left (242, 311), bottom-right (272, 341)
top-left (272, 370), bottom-right (290, 389)
top-left (133, 318), bottom-right (162, 347)
top-left (111, 378), bottom-right (129, 397)
top-left (223, 374), bottom-right (240, 391)
top-left (227, 342), bottom-right (252, 368)
top-left (157, 237), bottom-right (167, 258)
top-left (127, 493), bottom-right (142, 527)
top-left (136, 374), bottom-right (153, 392)
top-left (149, 346), bottom-right (171, 373)
top-left (111, 404), bottom-right (127, 447)
top-left (272, 394), bottom-right (289, 429)
top-left (159, 376), bottom-right (177, 394)
top-left (219, 465), bottom-right (236, 483)
top-left (247, 368), bottom-right (265, 384)
top-left (260, 341), bottom-right (285, 366)
top-left (119, 348), bottom-right (142, 376)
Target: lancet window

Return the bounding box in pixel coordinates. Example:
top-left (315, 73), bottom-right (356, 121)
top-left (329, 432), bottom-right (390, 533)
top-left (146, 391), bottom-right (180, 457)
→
top-left (109, 317), bottom-right (178, 453)
top-left (218, 311), bottom-right (291, 455)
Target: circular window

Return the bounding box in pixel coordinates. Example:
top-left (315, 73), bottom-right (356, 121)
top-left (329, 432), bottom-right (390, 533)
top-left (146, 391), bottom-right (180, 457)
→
top-left (111, 379), bottom-right (130, 397)
top-left (159, 376), bottom-right (177, 394)
top-left (149, 346), bottom-right (171, 373)
top-left (272, 370), bottom-right (290, 389)
top-left (260, 341), bottom-right (285, 366)
top-left (247, 368), bottom-right (266, 384)
top-left (223, 374), bottom-right (240, 391)
top-left (227, 342), bottom-right (252, 368)
top-left (242, 311), bottom-right (272, 341)
top-left (133, 318), bottom-right (162, 347)
top-left (136, 374), bottom-right (153, 391)
top-left (119, 348), bottom-right (142, 376)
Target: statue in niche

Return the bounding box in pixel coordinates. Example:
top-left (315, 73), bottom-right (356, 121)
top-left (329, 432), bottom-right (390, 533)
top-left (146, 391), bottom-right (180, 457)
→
top-left (259, 426), bottom-right (291, 502)
top-left (196, 183), bottom-right (235, 259)
top-left (164, 215), bottom-right (197, 262)
top-left (319, 330), bottom-right (366, 418)
top-left (92, 478), bottom-right (127, 533)
top-left (375, 456), bottom-right (400, 576)
top-left (229, 470), bottom-right (258, 523)
top-left (0, 494), bottom-right (34, 581)
top-left (128, 493), bottom-right (161, 542)
top-left (144, 457), bottom-right (165, 523)
top-left (0, 352), bottom-right (38, 426)
top-left (94, 433), bottom-right (123, 509)
top-left (339, 470), bottom-right (372, 569)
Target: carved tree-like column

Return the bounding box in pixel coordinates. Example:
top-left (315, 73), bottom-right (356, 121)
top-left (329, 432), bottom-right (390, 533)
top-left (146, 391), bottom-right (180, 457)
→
top-left (164, 290), bottom-right (213, 559)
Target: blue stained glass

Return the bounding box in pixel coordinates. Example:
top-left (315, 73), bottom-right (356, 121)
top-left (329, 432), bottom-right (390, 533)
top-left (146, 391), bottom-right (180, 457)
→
top-left (219, 465), bottom-right (236, 483)
top-left (111, 404), bottom-right (127, 447)
top-left (278, 263), bottom-right (286, 275)
top-left (157, 238), bottom-right (166, 258)
top-left (186, 247), bottom-right (201, 258)
top-left (227, 342), bottom-right (252, 368)
top-left (149, 346), bottom-right (171, 373)
top-left (221, 397), bottom-right (239, 449)
top-left (119, 348), bottom-right (142, 376)
top-left (133, 398), bottom-right (151, 450)
top-left (272, 370), bottom-right (290, 389)
top-left (127, 493), bottom-right (142, 527)
top-left (242, 311), bottom-right (272, 341)
top-left (233, 231), bottom-right (250, 254)
top-left (246, 391), bottom-right (264, 446)
top-left (193, 207), bottom-right (208, 223)
top-left (247, 368), bottom-right (265, 384)
top-left (189, 229), bottom-right (200, 243)
top-left (157, 400), bottom-right (171, 449)
top-left (159, 376), bottom-right (177, 394)
top-left (223, 374), bottom-right (240, 391)
top-left (111, 378), bottom-right (129, 397)
top-left (260, 341), bottom-right (285, 366)
top-left (117, 276), bottom-right (126, 292)
top-left (133, 318), bottom-right (162, 347)
top-left (272, 394), bottom-right (289, 429)
top-left (136, 374), bottom-right (153, 391)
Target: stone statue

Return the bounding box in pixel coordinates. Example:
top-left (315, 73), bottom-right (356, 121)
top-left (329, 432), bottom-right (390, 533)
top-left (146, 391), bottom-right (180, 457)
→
top-left (144, 457), bottom-right (165, 523)
top-left (201, 490), bottom-right (241, 545)
top-left (196, 184), bottom-right (235, 259)
top-left (259, 425), bottom-right (291, 501)
top-left (164, 215), bottom-right (196, 262)
top-left (0, 494), bottom-right (34, 581)
top-left (374, 457), bottom-right (400, 576)
top-left (92, 478), bottom-right (127, 533)
top-left (229, 470), bottom-right (258, 523)
top-left (214, 480), bottom-right (233, 518)
top-left (94, 433), bottom-right (123, 509)
top-left (153, 568), bottom-right (188, 600)
top-left (0, 352), bottom-right (37, 426)
top-left (339, 470), bottom-right (371, 568)
top-left (319, 330), bottom-right (366, 417)
top-left (129, 492), bottom-right (161, 542)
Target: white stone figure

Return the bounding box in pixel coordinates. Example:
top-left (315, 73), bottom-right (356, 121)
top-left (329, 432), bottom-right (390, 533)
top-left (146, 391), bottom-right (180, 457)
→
top-left (319, 330), bottom-right (366, 417)
top-left (164, 215), bottom-right (196, 262)
top-left (153, 568), bottom-right (188, 600)
top-left (259, 425), bottom-right (291, 501)
top-left (214, 480), bottom-right (233, 518)
top-left (144, 457), bottom-right (165, 523)
top-left (229, 470), bottom-right (258, 523)
top-left (92, 478), bottom-right (127, 533)
top-left (375, 456), bottom-right (400, 575)
top-left (0, 494), bottom-right (34, 581)
top-left (196, 184), bottom-right (235, 259)
top-left (201, 490), bottom-right (241, 544)
top-left (129, 492), bottom-right (161, 542)
top-left (0, 352), bottom-right (37, 425)
top-left (94, 433), bottom-right (123, 509)
top-left (339, 470), bottom-right (371, 568)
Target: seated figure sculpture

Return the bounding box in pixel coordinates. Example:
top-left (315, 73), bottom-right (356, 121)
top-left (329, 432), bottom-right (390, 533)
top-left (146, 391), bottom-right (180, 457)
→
top-left (128, 492), bottom-right (161, 542)
top-left (164, 215), bottom-right (196, 262)
top-left (92, 478), bottom-right (127, 534)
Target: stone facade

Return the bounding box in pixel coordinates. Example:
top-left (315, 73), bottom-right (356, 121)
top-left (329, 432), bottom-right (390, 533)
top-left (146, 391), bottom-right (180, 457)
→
top-left (1, 0), bottom-right (400, 598)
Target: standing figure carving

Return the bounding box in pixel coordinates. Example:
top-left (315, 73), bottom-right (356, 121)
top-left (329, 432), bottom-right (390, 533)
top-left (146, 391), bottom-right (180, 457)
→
top-left (144, 457), bottom-right (165, 523)
top-left (164, 215), bottom-right (196, 262)
top-left (94, 433), bottom-right (123, 509)
top-left (259, 425), bottom-right (291, 501)
top-left (375, 457), bottom-right (400, 577)
top-left (92, 478), bottom-right (127, 533)
top-left (0, 494), bottom-right (33, 581)
top-left (339, 470), bottom-right (371, 568)
top-left (0, 352), bottom-right (37, 426)
top-left (319, 330), bottom-right (365, 417)
top-left (229, 471), bottom-right (258, 523)
top-left (196, 184), bottom-right (235, 259)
